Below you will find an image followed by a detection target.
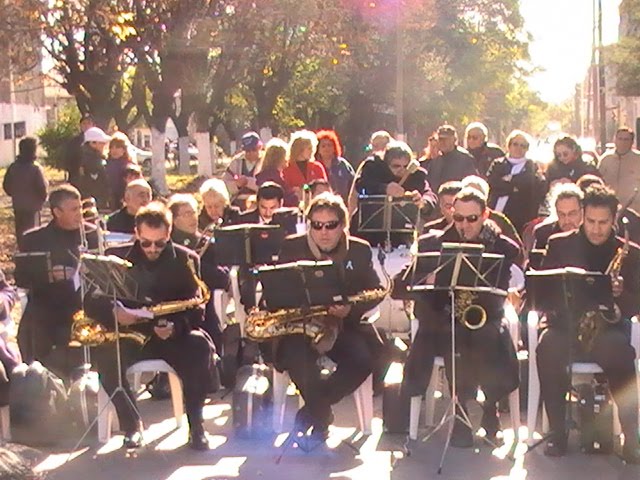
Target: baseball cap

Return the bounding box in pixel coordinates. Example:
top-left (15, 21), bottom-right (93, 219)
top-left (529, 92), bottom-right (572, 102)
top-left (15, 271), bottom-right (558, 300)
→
top-left (241, 131), bottom-right (262, 151)
top-left (84, 127), bottom-right (112, 143)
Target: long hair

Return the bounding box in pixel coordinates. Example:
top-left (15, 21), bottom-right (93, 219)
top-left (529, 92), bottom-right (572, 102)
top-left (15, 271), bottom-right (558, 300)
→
top-left (315, 129), bottom-right (343, 159)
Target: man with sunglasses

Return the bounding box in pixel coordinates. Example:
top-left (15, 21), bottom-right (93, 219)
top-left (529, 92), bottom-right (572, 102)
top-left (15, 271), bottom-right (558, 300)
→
top-left (86, 202), bottom-right (215, 451)
top-left (536, 185), bottom-right (640, 463)
top-left (270, 192), bottom-right (384, 445)
top-left (393, 187), bottom-right (520, 447)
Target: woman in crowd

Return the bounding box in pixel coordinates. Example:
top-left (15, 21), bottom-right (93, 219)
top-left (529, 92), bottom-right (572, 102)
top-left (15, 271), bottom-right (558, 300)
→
top-left (545, 135), bottom-right (600, 186)
top-left (105, 132), bottom-right (138, 210)
top-left (282, 130), bottom-right (327, 204)
top-left (314, 129), bottom-right (354, 203)
top-left (255, 138), bottom-right (298, 207)
top-left (198, 178), bottom-right (241, 229)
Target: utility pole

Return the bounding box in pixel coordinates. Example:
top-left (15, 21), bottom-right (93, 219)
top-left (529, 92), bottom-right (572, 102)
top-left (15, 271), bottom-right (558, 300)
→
top-left (395, 1), bottom-right (405, 141)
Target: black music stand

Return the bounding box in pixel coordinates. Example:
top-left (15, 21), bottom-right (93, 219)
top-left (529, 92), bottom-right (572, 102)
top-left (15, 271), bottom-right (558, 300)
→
top-left (407, 242), bottom-right (506, 474)
top-left (523, 267), bottom-right (612, 454)
top-left (358, 195), bottom-right (421, 248)
top-left (214, 223), bottom-right (285, 266)
top-left (67, 253), bottom-right (144, 456)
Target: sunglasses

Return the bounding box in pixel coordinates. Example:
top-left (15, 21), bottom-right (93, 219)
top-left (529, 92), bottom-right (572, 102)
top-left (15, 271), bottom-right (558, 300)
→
top-left (310, 220), bottom-right (341, 231)
top-left (452, 214), bottom-right (481, 223)
top-left (140, 239), bottom-right (168, 249)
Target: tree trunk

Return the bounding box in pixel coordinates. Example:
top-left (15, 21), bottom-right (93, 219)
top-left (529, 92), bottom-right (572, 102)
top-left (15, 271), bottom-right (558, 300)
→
top-left (177, 136), bottom-right (190, 175)
top-left (151, 127), bottom-right (168, 195)
top-left (195, 132), bottom-right (213, 177)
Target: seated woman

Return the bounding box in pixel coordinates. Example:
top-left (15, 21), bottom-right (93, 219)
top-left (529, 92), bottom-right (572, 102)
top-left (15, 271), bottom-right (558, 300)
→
top-left (198, 178), bottom-right (241, 230)
top-left (255, 138), bottom-right (298, 207)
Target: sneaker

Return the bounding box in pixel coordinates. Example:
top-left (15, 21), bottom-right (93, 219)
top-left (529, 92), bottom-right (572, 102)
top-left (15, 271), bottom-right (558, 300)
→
top-left (293, 406), bottom-right (314, 434)
top-left (123, 431), bottom-right (143, 449)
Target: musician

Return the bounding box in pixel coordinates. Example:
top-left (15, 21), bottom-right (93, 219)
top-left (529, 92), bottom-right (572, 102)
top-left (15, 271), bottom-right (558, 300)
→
top-left (235, 181), bottom-right (284, 225)
top-left (14, 185), bottom-right (98, 376)
top-left (106, 179), bottom-right (152, 234)
top-left (393, 188), bottom-right (520, 447)
top-left (86, 202), bottom-right (214, 450)
top-left (198, 178), bottom-right (240, 230)
top-left (537, 185), bottom-right (640, 463)
top-left (272, 193), bottom-right (384, 442)
top-left (168, 194), bottom-right (230, 350)
top-left (422, 181), bottom-right (463, 233)
top-left (532, 183), bottom-right (583, 250)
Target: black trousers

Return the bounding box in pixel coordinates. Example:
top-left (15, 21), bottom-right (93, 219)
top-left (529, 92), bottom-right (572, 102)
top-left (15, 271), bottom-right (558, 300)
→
top-left (276, 327), bottom-right (374, 417)
top-left (14, 209), bottom-right (40, 250)
top-left (537, 322), bottom-right (638, 440)
top-left (92, 330), bottom-right (212, 433)
top-left (405, 320), bottom-right (519, 405)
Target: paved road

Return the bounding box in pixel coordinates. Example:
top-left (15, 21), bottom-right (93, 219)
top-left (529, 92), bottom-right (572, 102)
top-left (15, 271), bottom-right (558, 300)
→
top-left (28, 390), bottom-right (639, 480)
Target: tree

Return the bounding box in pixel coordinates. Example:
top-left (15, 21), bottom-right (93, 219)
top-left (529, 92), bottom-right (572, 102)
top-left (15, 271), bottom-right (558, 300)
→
top-left (608, 0), bottom-right (640, 96)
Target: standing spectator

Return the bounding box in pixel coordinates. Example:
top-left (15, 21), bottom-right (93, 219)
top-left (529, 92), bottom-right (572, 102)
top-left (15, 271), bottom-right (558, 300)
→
top-left (487, 130), bottom-right (547, 234)
top-left (315, 129), bottom-right (355, 203)
top-left (546, 136), bottom-right (600, 185)
top-left (79, 127), bottom-right (111, 209)
top-left (283, 130), bottom-right (327, 204)
top-left (598, 127), bottom-right (640, 212)
top-left (105, 132), bottom-right (137, 210)
top-left (418, 132), bottom-right (439, 165)
top-left (255, 138), bottom-right (297, 207)
top-left (65, 114), bottom-right (95, 187)
top-left (222, 131), bottom-right (262, 208)
top-left (426, 124), bottom-right (478, 192)
top-left (2, 137), bottom-right (48, 248)
top-left (464, 122), bottom-right (505, 177)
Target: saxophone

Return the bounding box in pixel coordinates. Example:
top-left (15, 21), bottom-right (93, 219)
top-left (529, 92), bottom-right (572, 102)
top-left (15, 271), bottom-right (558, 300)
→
top-left (454, 290), bottom-right (487, 330)
top-left (577, 224), bottom-right (629, 351)
top-left (70, 258), bottom-right (210, 346)
top-left (246, 263), bottom-right (391, 353)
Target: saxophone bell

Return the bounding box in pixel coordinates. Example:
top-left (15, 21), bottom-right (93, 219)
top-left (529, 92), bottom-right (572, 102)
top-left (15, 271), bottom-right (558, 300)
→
top-left (461, 304), bottom-right (487, 330)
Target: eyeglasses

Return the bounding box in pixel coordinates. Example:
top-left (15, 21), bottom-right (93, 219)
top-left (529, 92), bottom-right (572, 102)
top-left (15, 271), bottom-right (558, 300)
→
top-left (452, 214), bottom-right (480, 223)
top-left (310, 220), bottom-right (341, 231)
top-left (140, 239), bottom-right (168, 249)
top-left (511, 142), bottom-right (529, 148)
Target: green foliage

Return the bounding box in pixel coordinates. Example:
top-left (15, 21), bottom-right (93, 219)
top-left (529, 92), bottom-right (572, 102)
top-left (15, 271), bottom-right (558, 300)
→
top-left (37, 104), bottom-right (81, 169)
top-left (609, 0), bottom-right (640, 96)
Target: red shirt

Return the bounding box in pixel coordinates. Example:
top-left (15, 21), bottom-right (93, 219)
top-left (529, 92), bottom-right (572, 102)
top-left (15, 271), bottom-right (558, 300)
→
top-left (282, 160), bottom-right (327, 190)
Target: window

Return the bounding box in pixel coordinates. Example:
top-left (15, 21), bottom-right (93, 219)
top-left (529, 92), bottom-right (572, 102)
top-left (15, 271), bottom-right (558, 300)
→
top-left (14, 121), bottom-right (26, 139)
top-left (3, 124), bottom-right (11, 140)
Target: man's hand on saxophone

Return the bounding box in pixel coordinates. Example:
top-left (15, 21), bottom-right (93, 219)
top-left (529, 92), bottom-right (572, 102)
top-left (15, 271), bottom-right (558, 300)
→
top-left (115, 306), bottom-right (139, 326)
top-left (327, 304), bottom-right (351, 319)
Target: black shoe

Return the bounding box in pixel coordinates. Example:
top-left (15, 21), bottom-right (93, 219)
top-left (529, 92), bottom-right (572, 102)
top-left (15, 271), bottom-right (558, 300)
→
top-left (189, 431), bottom-right (210, 451)
top-left (543, 434), bottom-right (567, 457)
top-left (450, 419), bottom-right (473, 448)
top-left (621, 443), bottom-right (640, 465)
top-left (123, 431), bottom-right (143, 449)
top-left (293, 406), bottom-right (314, 434)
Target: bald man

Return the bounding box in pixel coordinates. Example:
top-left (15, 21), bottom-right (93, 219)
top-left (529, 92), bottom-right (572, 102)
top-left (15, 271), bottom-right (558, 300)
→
top-left (106, 179), bottom-right (152, 233)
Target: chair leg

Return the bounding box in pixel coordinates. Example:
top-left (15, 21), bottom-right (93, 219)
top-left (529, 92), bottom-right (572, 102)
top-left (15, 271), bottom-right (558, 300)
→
top-left (166, 372), bottom-right (184, 428)
top-left (508, 388), bottom-right (521, 441)
top-left (526, 311), bottom-right (540, 444)
top-left (354, 375), bottom-right (373, 435)
top-left (97, 386), bottom-right (112, 443)
top-left (272, 371), bottom-right (289, 433)
top-left (409, 396), bottom-right (422, 440)
top-left (424, 364), bottom-right (441, 427)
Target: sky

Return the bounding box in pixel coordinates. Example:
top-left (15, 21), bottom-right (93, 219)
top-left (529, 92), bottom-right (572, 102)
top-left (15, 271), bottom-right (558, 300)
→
top-left (521, 0), bottom-right (622, 105)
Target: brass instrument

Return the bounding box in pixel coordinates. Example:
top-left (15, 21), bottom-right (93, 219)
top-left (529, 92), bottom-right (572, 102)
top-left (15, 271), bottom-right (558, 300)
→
top-left (454, 289), bottom-right (487, 330)
top-left (69, 257), bottom-right (210, 346)
top-left (196, 221), bottom-right (220, 257)
top-left (246, 260), bottom-right (392, 352)
top-left (577, 220), bottom-right (629, 350)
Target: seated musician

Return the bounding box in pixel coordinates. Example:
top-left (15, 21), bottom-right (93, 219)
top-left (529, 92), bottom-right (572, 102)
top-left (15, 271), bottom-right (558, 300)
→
top-left (198, 178), bottom-right (240, 230)
top-left (271, 192), bottom-right (384, 442)
top-left (393, 187), bottom-right (520, 447)
top-left (309, 178), bottom-right (332, 198)
top-left (422, 181), bottom-right (463, 233)
top-left (106, 179), bottom-right (152, 234)
top-left (85, 202), bottom-right (215, 450)
top-left (167, 194), bottom-right (229, 350)
top-left (353, 141), bottom-right (437, 246)
top-left (532, 183), bottom-right (583, 250)
top-left (14, 185), bottom-right (98, 378)
top-left (577, 174), bottom-right (640, 245)
top-left (537, 185), bottom-right (640, 463)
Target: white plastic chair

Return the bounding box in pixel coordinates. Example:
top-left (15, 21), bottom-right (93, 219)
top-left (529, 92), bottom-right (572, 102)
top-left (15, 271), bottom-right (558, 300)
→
top-left (408, 308), bottom-right (522, 441)
top-left (526, 311), bottom-right (640, 444)
top-left (272, 369), bottom-right (374, 435)
top-left (97, 359), bottom-right (184, 443)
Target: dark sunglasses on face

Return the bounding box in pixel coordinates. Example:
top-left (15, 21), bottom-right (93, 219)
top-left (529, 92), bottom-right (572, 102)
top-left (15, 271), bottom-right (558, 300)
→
top-left (310, 220), bottom-right (341, 231)
top-left (452, 214), bottom-right (480, 223)
top-left (140, 239), bottom-right (168, 249)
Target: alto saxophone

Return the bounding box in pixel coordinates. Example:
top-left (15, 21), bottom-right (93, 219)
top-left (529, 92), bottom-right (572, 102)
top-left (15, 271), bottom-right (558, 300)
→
top-left (577, 223), bottom-right (629, 351)
top-left (70, 258), bottom-right (210, 346)
top-left (246, 261), bottom-right (392, 352)
top-left (454, 290), bottom-right (487, 330)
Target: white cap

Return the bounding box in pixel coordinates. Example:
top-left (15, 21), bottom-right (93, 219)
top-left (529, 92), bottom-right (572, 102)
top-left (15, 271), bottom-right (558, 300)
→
top-left (84, 127), bottom-right (111, 144)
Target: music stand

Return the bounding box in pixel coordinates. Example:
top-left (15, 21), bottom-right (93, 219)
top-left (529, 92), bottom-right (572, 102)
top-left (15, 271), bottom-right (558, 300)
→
top-left (214, 224), bottom-right (285, 266)
top-left (14, 252), bottom-right (54, 285)
top-left (522, 267), bottom-right (613, 454)
top-left (358, 195), bottom-right (421, 248)
top-left (407, 242), bottom-right (506, 474)
top-left (67, 253), bottom-right (144, 456)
